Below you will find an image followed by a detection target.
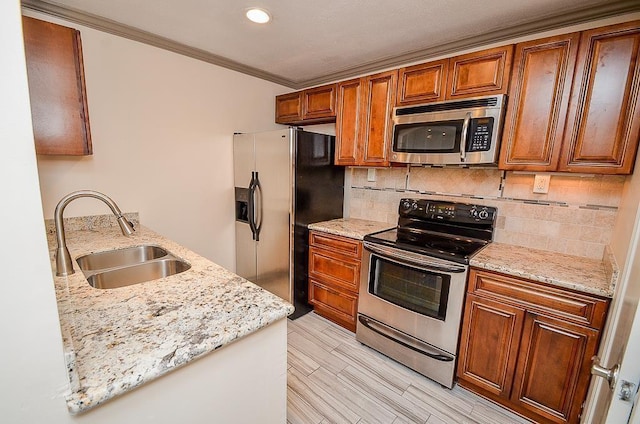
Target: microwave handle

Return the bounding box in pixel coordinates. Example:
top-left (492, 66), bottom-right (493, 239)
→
top-left (460, 112), bottom-right (472, 162)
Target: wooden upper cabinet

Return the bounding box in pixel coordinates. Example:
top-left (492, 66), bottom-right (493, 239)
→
top-left (303, 84), bottom-right (337, 120)
top-left (335, 78), bottom-right (362, 165)
top-left (447, 45), bottom-right (514, 99)
top-left (275, 84), bottom-right (337, 125)
top-left (499, 33), bottom-right (580, 171)
top-left (360, 70), bottom-right (397, 166)
top-left (396, 59), bottom-right (448, 105)
top-left (275, 92), bottom-right (302, 123)
top-left (559, 21), bottom-right (640, 174)
top-left (335, 71), bottom-right (397, 166)
top-left (22, 16), bottom-right (92, 156)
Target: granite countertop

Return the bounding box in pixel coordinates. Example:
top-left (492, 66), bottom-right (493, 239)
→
top-left (471, 243), bottom-right (617, 298)
top-left (308, 218), bottom-right (394, 240)
top-left (309, 218), bottom-right (616, 298)
top-left (46, 215), bottom-right (294, 414)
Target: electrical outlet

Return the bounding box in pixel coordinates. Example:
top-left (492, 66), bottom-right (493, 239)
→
top-left (367, 168), bottom-right (377, 182)
top-left (533, 174), bottom-right (550, 194)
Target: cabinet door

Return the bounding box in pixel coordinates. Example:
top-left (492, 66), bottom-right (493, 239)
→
top-left (457, 294), bottom-right (525, 398)
top-left (303, 84), bottom-right (337, 120)
top-left (512, 313), bottom-right (599, 424)
top-left (396, 59), bottom-right (448, 105)
top-left (559, 21), bottom-right (640, 174)
top-left (360, 70), bottom-right (397, 166)
top-left (22, 17), bottom-right (92, 156)
top-left (499, 33), bottom-right (580, 171)
top-left (275, 92), bottom-right (302, 124)
top-left (335, 78), bottom-right (362, 165)
top-left (447, 46), bottom-right (513, 99)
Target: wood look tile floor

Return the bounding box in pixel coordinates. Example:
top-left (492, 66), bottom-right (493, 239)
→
top-left (287, 312), bottom-right (530, 424)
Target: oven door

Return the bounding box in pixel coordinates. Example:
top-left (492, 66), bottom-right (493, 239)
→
top-left (357, 241), bottom-right (468, 355)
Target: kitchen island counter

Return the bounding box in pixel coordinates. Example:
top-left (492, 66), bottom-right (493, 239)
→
top-left (46, 215), bottom-right (293, 415)
top-left (471, 242), bottom-right (617, 298)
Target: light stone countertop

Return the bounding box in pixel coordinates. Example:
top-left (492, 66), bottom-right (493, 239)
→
top-left (46, 215), bottom-right (294, 414)
top-left (308, 218), bottom-right (394, 240)
top-left (308, 218), bottom-right (616, 298)
top-left (470, 242), bottom-right (616, 298)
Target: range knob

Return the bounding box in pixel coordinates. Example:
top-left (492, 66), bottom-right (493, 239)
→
top-left (478, 209), bottom-right (489, 220)
top-left (401, 200), bottom-right (413, 212)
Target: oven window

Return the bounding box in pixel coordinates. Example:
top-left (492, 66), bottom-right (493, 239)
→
top-left (393, 120), bottom-right (463, 153)
top-left (369, 255), bottom-right (450, 320)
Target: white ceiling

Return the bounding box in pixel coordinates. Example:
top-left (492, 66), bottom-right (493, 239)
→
top-left (22, 0), bottom-right (640, 88)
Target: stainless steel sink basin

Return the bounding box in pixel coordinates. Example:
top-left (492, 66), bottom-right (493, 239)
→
top-left (75, 244), bottom-right (191, 289)
top-left (77, 245), bottom-right (168, 271)
top-left (86, 259), bottom-right (191, 289)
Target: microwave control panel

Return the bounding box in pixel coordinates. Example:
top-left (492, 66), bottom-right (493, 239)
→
top-left (467, 118), bottom-right (494, 152)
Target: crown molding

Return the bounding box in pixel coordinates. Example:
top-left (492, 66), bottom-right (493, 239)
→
top-left (21, 0), bottom-right (298, 88)
top-left (298, 0), bottom-right (640, 88)
top-left (22, 0), bottom-right (640, 90)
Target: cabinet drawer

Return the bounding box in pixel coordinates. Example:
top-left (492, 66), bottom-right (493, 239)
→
top-left (469, 269), bottom-right (609, 328)
top-left (309, 279), bottom-right (358, 332)
top-left (309, 232), bottom-right (362, 258)
top-left (309, 247), bottom-right (360, 292)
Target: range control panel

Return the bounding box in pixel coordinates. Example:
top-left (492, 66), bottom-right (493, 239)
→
top-left (399, 198), bottom-right (496, 224)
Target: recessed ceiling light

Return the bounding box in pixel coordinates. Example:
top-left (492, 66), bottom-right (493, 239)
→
top-left (246, 8), bottom-right (271, 24)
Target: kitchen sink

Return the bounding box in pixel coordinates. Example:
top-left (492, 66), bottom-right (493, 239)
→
top-left (77, 245), bottom-right (168, 271)
top-left (76, 244), bottom-right (191, 289)
top-left (86, 259), bottom-right (191, 289)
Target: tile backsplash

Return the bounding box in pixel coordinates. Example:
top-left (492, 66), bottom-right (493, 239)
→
top-left (347, 166), bottom-right (625, 259)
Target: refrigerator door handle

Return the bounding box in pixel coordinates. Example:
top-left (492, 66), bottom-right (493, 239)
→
top-left (254, 174), bottom-right (263, 241)
top-left (248, 171), bottom-right (262, 241)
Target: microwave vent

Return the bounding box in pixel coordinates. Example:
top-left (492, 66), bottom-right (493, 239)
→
top-left (395, 96), bottom-right (501, 116)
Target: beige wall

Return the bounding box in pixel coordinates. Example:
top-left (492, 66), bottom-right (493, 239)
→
top-left (29, 11), bottom-right (289, 271)
top-left (1, 1), bottom-right (71, 421)
top-left (347, 167), bottom-right (624, 259)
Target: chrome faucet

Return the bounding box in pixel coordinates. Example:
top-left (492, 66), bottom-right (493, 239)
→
top-left (54, 190), bottom-right (135, 276)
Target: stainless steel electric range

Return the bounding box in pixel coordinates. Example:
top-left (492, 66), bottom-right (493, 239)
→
top-left (356, 198), bottom-right (497, 388)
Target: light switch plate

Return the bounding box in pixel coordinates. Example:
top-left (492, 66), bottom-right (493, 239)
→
top-left (533, 174), bottom-right (550, 194)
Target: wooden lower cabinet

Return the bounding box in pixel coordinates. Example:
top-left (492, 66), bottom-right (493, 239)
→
top-left (458, 295), bottom-right (524, 399)
top-left (458, 268), bottom-right (609, 424)
top-left (512, 313), bottom-right (599, 423)
top-left (308, 231), bottom-right (362, 332)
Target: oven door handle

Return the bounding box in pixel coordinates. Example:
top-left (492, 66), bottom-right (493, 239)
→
top-left (363, 242), bottom-right (467, 273)
top-left (358, 315), bottom-right (454, 362)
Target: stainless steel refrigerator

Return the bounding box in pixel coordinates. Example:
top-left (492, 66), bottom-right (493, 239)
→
top-left (233, 128), bottom-right (344, 319)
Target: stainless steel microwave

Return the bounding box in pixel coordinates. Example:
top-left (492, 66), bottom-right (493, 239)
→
top-left (390, 95), bottom-right (507, 165)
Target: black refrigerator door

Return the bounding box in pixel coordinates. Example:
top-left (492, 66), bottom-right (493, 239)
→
top-left (291, 130), bottom-right (344, 319)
